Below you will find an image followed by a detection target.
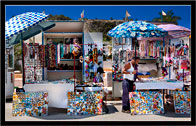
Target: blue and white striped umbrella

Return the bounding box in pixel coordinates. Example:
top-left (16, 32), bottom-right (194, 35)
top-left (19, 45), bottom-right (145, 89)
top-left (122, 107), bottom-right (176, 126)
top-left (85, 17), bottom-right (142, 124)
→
top-left (107, 21), bottom-right (167, 38)
top-left (5, 12), bottom-right (49, 40)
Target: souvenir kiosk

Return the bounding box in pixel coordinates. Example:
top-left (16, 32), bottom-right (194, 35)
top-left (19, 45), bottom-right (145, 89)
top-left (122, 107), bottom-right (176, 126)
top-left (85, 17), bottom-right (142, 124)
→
top-left (23, 21), bottom-right (105, 115)
top-left (109, 21), bottom-right (191, 115)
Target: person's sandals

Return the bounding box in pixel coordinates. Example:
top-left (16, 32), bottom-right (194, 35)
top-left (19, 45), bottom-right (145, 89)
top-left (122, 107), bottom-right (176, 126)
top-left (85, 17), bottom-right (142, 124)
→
top-left (122, 110), bottom-right (130, 113)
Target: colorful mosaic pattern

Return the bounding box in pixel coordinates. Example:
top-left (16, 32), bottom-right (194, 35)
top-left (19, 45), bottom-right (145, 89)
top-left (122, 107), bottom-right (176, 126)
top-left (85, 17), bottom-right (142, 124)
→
top-left (12, 92), bottom-right (48, 117)
top-left (67, 91), bottom-right (103, 115)
top-left (173, 91), bottom-right (191, 114)
top-left (129, 91), bottom-right (164, 115)
top-left (107, 21), bottom-right (167, 38)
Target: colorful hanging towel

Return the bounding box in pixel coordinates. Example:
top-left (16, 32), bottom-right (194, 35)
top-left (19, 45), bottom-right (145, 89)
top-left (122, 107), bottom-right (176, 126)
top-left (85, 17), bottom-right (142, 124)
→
top-left (151, 42), bottom-right (153, 57)
top-left (139, 40), bottom-right (146, 58)
top-left (157, 47), bottom-right (160, 57)
top-left (60, 44), bottom-right (64, 58)
top-left (57, 44), bottom-right (60, 64)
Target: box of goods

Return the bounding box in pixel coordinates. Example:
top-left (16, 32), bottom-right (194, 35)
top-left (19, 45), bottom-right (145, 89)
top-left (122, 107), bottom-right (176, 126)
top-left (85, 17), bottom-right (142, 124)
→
top-left (129, 91), bottom-right (164, 115)
top-left (67, 91), bottom-right (103, 115)
top-left (173, 91), bottom-right (191, 114)
top-left (12, 91), bottom-right (48, 117)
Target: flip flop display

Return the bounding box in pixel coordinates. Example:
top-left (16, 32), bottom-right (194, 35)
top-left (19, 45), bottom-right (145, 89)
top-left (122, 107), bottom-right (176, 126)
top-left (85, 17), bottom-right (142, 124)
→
top-left (67, 91), bottom-right (103, 115)
top-left (173, 91), bottom-right (191, 114)
top-left (12, 92), bottom-right (48, 117)
top-left (129, 91), bottom-right (164, 115)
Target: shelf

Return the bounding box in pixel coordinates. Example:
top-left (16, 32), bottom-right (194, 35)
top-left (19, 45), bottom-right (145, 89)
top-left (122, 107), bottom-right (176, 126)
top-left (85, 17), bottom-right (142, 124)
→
top-left (44, 32), bottom-right (83, 34)
top-left (60, 59), bottom-right (79, 61)
top-left (47, 70), bottom-right (82, 72)
top-left (140, 58), bottom-right (163, 60)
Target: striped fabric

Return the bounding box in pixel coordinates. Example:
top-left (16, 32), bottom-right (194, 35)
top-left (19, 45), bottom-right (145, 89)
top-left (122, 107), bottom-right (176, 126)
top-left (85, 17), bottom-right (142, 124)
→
top-left (5, 12), bottom-right (48, 40)
top-left (158, 24), bottom-right (191, 39)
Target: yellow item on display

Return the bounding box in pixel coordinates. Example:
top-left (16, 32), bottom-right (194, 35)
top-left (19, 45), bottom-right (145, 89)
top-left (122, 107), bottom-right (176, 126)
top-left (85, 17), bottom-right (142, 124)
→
top-left (93, 48), bottom-right (98, 63)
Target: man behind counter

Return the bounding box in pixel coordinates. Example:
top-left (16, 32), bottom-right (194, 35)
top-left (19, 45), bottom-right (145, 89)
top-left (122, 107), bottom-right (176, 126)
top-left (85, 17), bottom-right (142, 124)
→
top-left (122, 57), bottom-right (142, 113)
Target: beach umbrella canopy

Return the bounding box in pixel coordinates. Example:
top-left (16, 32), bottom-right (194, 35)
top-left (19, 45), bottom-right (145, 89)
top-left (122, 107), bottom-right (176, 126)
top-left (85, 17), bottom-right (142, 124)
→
top-left (8, 21), bottom-right (55, 45)
top-left (107, 21), bottom-right (167, 38)
top-left (158, 24), bottom-right (191, 39)
top-left (5, 12), bottom-right (49, 41)
top-left (5, 12), bottom-right (55, 86)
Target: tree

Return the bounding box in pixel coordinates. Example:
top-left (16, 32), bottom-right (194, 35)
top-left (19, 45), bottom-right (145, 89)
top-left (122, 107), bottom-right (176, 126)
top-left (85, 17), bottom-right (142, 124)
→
top-left (152, 10), bottom-right (181, 24)
top-left (48, 14), bottom-right (72, 20)
top-left (14, 43), bottom-right (22, 70)
top-left (110, 17), bottom-right (113, 20)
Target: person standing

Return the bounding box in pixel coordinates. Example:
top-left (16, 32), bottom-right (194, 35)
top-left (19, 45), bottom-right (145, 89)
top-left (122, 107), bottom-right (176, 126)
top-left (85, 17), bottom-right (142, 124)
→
top-left (122, 57), bottom-right (142, 113)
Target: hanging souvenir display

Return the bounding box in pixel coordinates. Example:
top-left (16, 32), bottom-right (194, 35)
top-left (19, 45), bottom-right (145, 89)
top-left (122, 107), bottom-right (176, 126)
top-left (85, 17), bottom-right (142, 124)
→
top-left (129, 91), bottom-right (164, 115)
top-left (79, 56), bottom-right (83, 63)
top-left (156, 41), bottom-right (161, 58)
top-left (181, 59), bottom-right (189, 70)
top-left (173, 58), bottom-right (179, 70)
top-left (12, 91), bottom-right (48, 117)
top-left (93, 45), bottom-right (98, 63)
top-left (83, 42), bottom-right (102, 83)
top-left (173, 91), bottom-right (191, 114)
top-left (139, 40), bottom-right (146, 58)
top-left (72, 38), bottom-right (81, 57)
top-left (24, 43), bottom-right (43, 84)
top-left (164, 57), bottom-right (173, 67)
top-left (150, 42), bottom-right (153, 57)
top-left (162, 67), bottom-right (168, 77)
top-left (176, 71), bottom-right (190, 81)
top-left (45, 43), bottom-right (57, 69)
top-left (67, 91), bottom-right (103, 115)
top-left (112, 64), bottom-right (123, 81)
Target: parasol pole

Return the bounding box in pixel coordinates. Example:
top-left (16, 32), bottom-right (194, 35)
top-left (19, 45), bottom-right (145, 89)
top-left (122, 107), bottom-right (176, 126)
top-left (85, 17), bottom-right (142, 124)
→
top-left (21, 33), bottom-right (25, 86)
top-left (182, 55), bottom-right (184, 91)
top-left (169, 39), bottom-right (171, 80)
top-left (135, 37), bottom-right (137, 64)
top-left (162, 35), bottom-right (165, 107)
top-left (112, 37), bottom-right (114, 98)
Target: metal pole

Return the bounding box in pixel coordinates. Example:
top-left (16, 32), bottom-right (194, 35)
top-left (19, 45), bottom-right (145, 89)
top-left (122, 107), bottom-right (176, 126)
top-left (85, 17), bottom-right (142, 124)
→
top-left (21, 33), bottom-right (25, 86)
top-left (169, 39), bottom-right (171, 80)
top-left (162, 36), bottom-right (165, 110)
top-left (183, 69), bottom-right (184, 91)
top-left (135, 38), bottom-right (137, 58)
top-left (112, 38), bottom-right (114, 98)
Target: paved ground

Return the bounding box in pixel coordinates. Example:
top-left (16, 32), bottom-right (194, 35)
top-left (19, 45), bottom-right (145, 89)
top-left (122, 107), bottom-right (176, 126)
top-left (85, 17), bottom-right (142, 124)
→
top-left (5, 100), bottom-right (191, 121)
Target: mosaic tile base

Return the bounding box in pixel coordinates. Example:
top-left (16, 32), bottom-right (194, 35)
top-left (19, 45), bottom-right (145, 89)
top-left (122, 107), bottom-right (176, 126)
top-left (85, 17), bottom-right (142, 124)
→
top-left (173, 91), bottom-right (191, 114)
top-left (67, 91), bottom-right (103, 115)
top-left (12, 92), bottom-right (48, 117)
top-left (129, 91), bottom-right (164, 115)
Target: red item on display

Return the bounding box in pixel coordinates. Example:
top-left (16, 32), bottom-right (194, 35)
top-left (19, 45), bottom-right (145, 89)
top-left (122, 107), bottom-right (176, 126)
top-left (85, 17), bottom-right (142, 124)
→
top-left (181, 60), bottom-right (188, 70)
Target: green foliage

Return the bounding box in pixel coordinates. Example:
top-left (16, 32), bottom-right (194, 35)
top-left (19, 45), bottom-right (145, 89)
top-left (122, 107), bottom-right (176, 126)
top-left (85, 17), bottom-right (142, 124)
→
top-left (8, 54), bottom-right (13, 67)
top-left (14, 43), bottom-right (22, 60)
top-left (48, 14), bottom-right (72, 20)
top-left (14, 43), bottom-right (22, 70)
top-left (88, 20), bottom-right (123, 42)
top-left (152, 10), bottom-right (181, 24)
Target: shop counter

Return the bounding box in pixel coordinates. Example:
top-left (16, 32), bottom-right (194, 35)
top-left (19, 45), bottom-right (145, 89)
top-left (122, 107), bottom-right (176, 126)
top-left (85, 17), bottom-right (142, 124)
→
top-left (135, 81), bottom-right (183, 90)
top-left (24, 83), bottom-right (74, 108)
top-left (75, 87), bottom-right (108, 93)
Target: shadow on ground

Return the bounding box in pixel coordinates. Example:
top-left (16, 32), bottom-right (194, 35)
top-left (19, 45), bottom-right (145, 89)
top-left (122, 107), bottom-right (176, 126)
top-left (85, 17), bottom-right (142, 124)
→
top-left (156, 104), bottom-right (191, 118)
top-left (31, 104), bottom-right (119, 120)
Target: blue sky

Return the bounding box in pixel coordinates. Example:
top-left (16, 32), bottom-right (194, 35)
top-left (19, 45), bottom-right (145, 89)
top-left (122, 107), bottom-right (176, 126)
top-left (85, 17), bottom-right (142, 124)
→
top-left (5, 5), bottom-right (191, 29)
